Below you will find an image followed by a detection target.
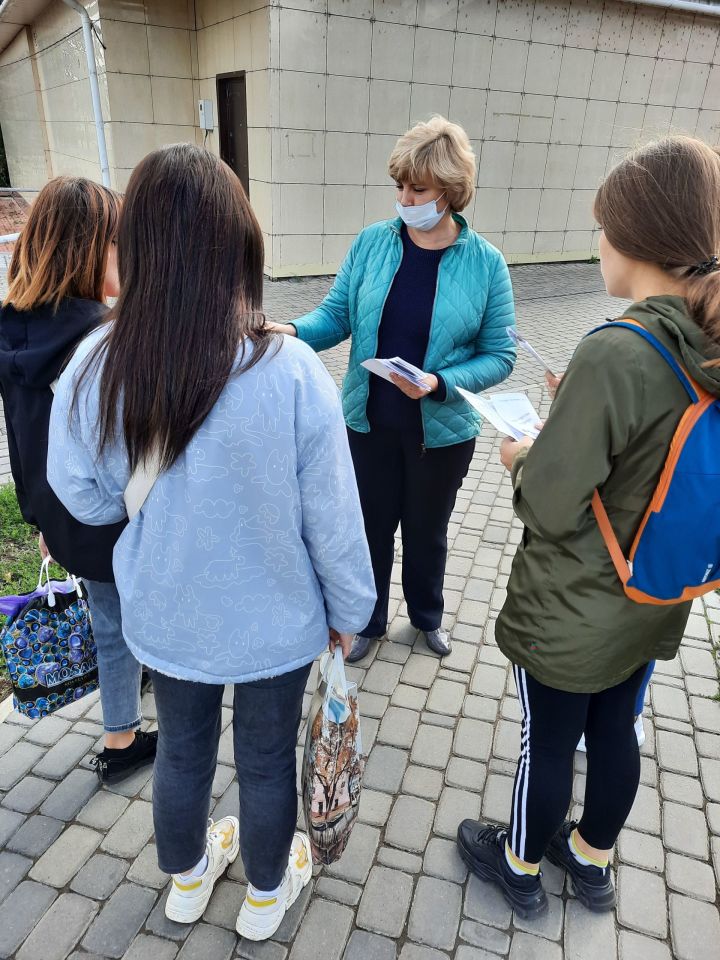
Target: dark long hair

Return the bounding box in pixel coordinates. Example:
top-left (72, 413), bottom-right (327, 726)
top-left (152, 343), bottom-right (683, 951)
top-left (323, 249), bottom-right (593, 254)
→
top-left (594, 136), bottom-right (720, 363)
top-left (75, 143), bottom-right (272, 471)
top-left (5, 176), bottom-right (120, 311)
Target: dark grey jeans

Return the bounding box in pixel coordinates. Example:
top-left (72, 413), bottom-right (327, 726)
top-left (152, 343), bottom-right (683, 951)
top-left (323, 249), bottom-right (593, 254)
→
top-left (151, 661), bottom-right (312, 886)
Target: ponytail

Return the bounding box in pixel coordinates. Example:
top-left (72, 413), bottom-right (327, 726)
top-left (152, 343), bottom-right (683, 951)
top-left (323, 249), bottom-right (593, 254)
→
top-left (685, 270), bottom-right (720, 367)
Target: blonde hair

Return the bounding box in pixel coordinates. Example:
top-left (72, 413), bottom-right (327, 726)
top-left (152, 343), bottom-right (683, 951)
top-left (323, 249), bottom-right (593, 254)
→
top-left (388, 116), bottom-right (476, 212)
top-left (5, 177), bottom-right (121, 312)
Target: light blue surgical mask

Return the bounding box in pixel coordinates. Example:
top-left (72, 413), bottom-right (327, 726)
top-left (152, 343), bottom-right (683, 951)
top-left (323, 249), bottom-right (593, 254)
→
top-left (395, 193), bottom-right (447, 231)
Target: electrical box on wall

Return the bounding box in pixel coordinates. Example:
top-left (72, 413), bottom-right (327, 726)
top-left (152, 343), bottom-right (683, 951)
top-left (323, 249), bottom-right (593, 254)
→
top-left (198, 100), bottom-right (214, 131)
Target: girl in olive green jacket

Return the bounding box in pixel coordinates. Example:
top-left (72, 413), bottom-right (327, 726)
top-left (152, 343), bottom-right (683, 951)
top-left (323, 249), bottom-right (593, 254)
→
top-left (456, 137), bottom-right (720, 920)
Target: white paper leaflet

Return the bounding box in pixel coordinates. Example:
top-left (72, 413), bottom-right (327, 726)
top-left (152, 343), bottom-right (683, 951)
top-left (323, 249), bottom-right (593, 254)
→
top-left (456, 387), bottom-right (541, 440)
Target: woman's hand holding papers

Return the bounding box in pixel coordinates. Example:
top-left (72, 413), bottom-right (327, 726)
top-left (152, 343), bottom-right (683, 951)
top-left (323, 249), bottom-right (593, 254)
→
top-left (389, 371), bottom-right (438, 399)
top-left (546, 370), bottom-right (563, 398)
top-left (500, 436), bottom-right (534, 471)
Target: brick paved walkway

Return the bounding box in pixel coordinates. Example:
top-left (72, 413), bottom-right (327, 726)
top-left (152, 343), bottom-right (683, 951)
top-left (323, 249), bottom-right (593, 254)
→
top-left (1, 263), bottom-right (719, 960)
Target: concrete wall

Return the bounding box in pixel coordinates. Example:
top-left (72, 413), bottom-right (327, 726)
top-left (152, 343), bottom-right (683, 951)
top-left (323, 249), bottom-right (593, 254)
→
top-left (0, 1), bottom-right (719, 276)
top-left (98, 0), bottom-right (197, 190)
top-left (0, 30), bottom-right (47, 187)
top-left (265, 0), bottom-right (720, 276)
top-left (0, 1), bottom-right (109, 187)
top-left (193, 1), bottom-right (273, 267)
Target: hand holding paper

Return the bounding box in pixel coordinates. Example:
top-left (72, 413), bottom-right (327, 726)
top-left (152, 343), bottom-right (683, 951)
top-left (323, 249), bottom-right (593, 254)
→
top-left (362, 357), bottom-right (433, 393)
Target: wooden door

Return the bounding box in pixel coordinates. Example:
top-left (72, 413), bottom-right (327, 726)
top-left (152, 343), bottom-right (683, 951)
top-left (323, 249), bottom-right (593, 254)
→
top-left (217, 73), bottom-right (249, 196)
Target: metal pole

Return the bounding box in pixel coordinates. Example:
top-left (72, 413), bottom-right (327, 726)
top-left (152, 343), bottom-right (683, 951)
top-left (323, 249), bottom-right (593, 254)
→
top-left (60, 0), bottom-right (111, 187)
top-left (631, 0), bottom-right (720, 16)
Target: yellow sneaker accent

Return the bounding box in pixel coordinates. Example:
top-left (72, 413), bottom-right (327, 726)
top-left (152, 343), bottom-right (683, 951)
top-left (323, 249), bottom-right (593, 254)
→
top-left (295, 845), bottom-right (309, 870)
top-left (246, 895), bottom-right (278, 908)
top-left (219, 824), bottom-right (235, 850)
top-left (173, 877), bottom-right (202, 892)
top-left (505, 841), bottom-right (540, 876)
top-left (570, 829), bottom-right (609, 868)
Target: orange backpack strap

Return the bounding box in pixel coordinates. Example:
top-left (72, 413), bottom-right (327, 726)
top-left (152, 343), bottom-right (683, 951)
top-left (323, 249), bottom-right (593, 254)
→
top-left (591, 491), bottom-right (631, 586)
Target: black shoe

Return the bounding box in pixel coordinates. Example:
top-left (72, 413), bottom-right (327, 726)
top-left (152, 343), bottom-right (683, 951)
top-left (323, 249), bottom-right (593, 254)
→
top-left (457, 819), bottom-right (548, 920)
top-left (424, 628), bottom-right (452, 657)
top-left (346, 635), bottom-right (380, 663)
top-left (545, 821), bottom-right (616, 912)
top-left (91, 729), bottom-right (158, 784)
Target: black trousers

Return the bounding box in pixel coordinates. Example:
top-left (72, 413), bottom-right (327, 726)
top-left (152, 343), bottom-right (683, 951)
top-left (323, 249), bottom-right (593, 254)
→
top-left (348, 427), bottom-right (475, 637)
top-left (508, 664), bottom-right (647, 864)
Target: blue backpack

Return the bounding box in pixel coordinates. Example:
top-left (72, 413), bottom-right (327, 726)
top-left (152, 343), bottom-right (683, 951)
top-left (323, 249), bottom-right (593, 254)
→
top-left (588, 319), bottom-right (720, 605)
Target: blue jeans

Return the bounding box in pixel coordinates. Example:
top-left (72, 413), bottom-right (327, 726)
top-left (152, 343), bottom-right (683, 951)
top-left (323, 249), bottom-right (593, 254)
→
top-left (151, 662), bottom-right (312, 884)
top-left (83, 579), bottom-right (142, 733)
top-left (635, 660), bottom-right (655, 716)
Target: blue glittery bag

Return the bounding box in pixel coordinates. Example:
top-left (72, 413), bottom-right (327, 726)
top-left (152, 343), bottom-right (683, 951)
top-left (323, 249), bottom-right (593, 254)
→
top-left (0, 558), bottom-right (98, 719)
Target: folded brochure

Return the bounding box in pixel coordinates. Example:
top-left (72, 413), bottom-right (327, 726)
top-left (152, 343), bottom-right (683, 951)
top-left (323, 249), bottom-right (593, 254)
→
top-left (456, 387), bottom-right (541, 440)
top-left (362, 357), bottom-right (431, 391)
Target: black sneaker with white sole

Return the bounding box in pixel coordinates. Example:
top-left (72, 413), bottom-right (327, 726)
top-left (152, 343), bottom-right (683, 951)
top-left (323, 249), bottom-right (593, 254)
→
top-left (91, 729), bottom-right (158, 784)
top-left (545, 821), bottom-right (616, 912)
top-left (457, 819), bottom-right (548, 920)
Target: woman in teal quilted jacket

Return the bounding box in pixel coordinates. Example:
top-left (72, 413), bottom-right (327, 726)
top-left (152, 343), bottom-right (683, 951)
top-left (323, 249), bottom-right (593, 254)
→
top-left (272, 117), bottom-right (517, 662)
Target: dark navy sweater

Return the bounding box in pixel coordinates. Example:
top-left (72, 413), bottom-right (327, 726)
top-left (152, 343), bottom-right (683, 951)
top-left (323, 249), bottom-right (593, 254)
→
top-left (366, 226), bottom-right (447, 433)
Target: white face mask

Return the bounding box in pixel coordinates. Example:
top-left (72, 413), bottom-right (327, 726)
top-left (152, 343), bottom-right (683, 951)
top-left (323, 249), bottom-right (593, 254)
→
top-left (395, 193), bottom-right (447, 231)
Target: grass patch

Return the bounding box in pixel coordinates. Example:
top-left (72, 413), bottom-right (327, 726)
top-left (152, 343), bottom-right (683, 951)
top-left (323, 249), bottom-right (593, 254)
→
top-left (0, 483), bottom-right (64, 701)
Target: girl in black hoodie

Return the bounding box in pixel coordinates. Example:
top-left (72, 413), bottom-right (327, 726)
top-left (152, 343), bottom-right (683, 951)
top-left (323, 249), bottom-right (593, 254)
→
top-left (0, 177), bottom-right (156, 782)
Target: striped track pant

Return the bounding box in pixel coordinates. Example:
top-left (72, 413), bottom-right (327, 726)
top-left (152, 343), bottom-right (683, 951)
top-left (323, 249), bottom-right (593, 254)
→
top-left (508, 663), bottom-right (647, 863)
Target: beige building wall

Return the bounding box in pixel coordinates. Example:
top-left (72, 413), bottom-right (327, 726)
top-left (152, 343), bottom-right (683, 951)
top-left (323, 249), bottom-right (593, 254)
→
top-left (193, 1), bottom-right (273, 266)
top-left (267, 0), bottom-right (720, 276)
top-left (1, 1), bottom-right (719, 275)
top-left (97, 0), bottom-right (197, 190)
top-left (0, 1), bottom-right (110, 186)
top-left (0, 30), bottom-right (47, 186)
top-left (31, 1), bottom-right (111, 180)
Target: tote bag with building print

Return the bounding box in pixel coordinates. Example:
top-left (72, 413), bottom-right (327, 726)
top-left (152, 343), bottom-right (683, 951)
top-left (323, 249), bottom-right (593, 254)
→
top-left (301, 648), bottom-right (364, 865)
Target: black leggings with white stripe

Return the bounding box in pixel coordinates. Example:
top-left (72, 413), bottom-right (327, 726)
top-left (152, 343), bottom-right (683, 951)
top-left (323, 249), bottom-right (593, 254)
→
top-left (508, 663), bottom-right (648, 864)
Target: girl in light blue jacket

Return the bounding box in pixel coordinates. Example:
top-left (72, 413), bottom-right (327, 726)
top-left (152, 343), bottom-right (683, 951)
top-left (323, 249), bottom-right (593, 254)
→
top-left (48, 144), bottom-right (375, 941)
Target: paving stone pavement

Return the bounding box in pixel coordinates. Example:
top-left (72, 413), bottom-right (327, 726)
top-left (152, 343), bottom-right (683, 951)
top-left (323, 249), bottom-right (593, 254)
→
top-left (1, 262), bottom-right (719, 959)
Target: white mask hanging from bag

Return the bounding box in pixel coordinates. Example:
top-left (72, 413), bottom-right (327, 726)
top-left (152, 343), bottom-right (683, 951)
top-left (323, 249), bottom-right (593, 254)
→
top-left (395, 193), bottom-right (448, 232)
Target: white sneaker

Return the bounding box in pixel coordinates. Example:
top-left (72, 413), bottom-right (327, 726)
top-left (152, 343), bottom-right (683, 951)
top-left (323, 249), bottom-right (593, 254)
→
top-left (236, 832), bottom-right (313, 941)
top-left (165, 816), bottom-right (240, 924)
top-left (634, 714), bottom-right (646, 747)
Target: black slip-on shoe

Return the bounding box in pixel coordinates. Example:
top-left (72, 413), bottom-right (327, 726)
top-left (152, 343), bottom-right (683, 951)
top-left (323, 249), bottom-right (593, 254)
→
top-left (457, 819), bottom-right (548, 920)
top-left (545, 821), bottom-right (616, 913)
top-left (91, 729), bottom-right (158, 784)
top-left (424, 628), bottom-right (452, 657)
top-left (346, 635), bottom-right (381, 663)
